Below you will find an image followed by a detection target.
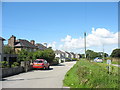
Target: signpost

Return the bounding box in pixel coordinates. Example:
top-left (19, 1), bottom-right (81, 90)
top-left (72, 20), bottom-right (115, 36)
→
top-left (107, 60), bottom-right (111, 74)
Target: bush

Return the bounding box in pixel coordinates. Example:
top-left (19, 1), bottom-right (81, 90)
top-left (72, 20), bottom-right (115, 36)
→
top-left (0, 61), bottom-right (9, 68)
top-left (111, 48), bottom-right (120, 58)
top-left (65, 58), bottom-right (72, 62)
top-left (72, 58), bottom-right (79, 61)
top-left (11, 62), bottom-right (19, 67)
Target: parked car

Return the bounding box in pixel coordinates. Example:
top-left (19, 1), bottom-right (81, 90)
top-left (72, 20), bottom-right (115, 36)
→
top-left (32, 59), bottom-right (50, 69)
top-left (94, 57), bottom-right (103, 63)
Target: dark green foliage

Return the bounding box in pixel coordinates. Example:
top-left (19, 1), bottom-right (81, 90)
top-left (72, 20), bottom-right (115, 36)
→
top-left (86, 49), bottom-right (108, 60)
top-left (110, 48), bottom-right (120, 58)
top-left (72, 58), bottom-right (79, 61)
top-left (11, 62), bottom-right (19, 67)
top-left (18, 49), bottom-right (29, 61)
top-left (33, 49), bottom-right (55, 63)
top-left (0, 61), bottom-right (9, 68)
top-left (18, 49), bottom-right (55, 63)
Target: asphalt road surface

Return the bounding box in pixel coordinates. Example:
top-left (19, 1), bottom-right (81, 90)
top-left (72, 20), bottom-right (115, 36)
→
top-left (2, 61), bottom-right (76, 88)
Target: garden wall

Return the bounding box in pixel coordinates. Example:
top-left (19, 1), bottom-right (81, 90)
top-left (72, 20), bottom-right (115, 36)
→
top-left (1, 61), bottom-right (33, 78)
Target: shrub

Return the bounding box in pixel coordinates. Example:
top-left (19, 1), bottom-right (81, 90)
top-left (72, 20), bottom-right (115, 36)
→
top-left (0, 61), bottom-right (9, 68)
top-left (11, 62), bottom-right (19, 67)
top-left (72, 58), bottom-right (79, 61)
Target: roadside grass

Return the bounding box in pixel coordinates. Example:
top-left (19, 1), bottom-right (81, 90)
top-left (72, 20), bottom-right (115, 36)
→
top-left (63, 59), bottom-right (119, 88)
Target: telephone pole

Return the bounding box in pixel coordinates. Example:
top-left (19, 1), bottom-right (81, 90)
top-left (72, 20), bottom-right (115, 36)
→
top-left (103, 44), bottom-right (104, 60)
top-left (84, 32), bottom-right (86, 58)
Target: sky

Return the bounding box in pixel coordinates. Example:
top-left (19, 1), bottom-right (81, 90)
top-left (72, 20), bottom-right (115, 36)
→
top-left (2, 2), bottom-right (118, 55)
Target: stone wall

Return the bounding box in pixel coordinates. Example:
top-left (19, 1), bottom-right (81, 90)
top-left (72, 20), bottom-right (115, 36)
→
top-left (1, 66), bottom-right (24, 78)
top-left (1, 61), bottom-right (33, 78)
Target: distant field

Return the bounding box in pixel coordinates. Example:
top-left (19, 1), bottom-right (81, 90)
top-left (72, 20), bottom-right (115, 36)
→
top-left (63, 59), bottom-right (119, 88)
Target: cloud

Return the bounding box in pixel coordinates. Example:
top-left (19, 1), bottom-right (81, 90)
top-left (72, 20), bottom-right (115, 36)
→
top-left (59, 28), bottom-right (118, 52)
top-left (47, 41), bottom-right (56, 50)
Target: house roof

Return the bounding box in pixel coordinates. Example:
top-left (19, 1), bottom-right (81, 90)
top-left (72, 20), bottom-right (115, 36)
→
top-left (35, 43), bottom-right (47, 50)
top-left (54, 50), bottom-right (62, 54)
top-left (54, 50), bottom-right (65, 54)
top-left (65, 51), bottom-right (70, 54)
top-left (0, 37), bottom-right (5, 41)
top-left (14, 39), bottom-right (37, 48)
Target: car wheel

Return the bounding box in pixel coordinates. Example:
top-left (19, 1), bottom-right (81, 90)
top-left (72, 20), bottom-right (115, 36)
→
top-left (48, 66), bottom-right (50, 69)
top-left (43, 66), bottom-right (46, 70)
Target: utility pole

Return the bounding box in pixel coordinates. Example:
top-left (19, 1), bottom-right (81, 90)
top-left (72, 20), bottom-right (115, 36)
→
top-left (103, 44), bottom-right (104, 60)
top-left (84, 32), bottom-right (86, 58)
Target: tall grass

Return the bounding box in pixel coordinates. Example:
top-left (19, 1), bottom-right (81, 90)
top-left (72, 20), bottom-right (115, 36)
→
top-left (63, 59), bottom-right (119, 88)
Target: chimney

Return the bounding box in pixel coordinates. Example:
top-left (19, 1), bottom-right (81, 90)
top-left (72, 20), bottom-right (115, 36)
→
top-left (8, 35), bottom-right (16, 48)
top-left (30, 40), bottom-right (35, 45)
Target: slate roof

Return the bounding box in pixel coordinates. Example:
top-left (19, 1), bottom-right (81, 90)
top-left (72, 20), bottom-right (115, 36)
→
top-left (55, 50), bottom-right (63, 54)
top-left (14, 39), bottom-right (37, 48)
top-left (35, 43), bottom-right (47, 50)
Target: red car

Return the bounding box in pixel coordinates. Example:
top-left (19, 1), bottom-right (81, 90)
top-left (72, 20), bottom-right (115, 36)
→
top-left (32, 59), bottom-right (50, 69)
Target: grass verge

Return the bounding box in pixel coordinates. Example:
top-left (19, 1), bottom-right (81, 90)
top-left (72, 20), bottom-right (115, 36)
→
top-left (63, 59), bottom-right (119, 88)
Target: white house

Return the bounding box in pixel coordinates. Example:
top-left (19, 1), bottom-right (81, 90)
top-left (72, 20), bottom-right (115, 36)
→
top-left (75, 54), bottom-right (81, 59)
top-left (64, 51), bottom-right (71, 59)
top-left (70, 52), bottom-right (75, 59)
top-left (54, 50), bottom-right (65, 63)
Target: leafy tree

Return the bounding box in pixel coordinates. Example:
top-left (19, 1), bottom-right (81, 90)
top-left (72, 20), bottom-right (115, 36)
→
top-left (81, 54), bottom-right (85, 58)
top-left (33, 50), bottom-right (43, 60)
top-left (3, 45), bottom-right (15, 54)
top-left (18, 49), bottom-right (29, 61)
top-left (110, 49), bottom-right (120, 58)
top-left (86, 50), bottom-right (108, 60)
top-left (33, 49), bottom-right (55, 63)
top-left (42, 48), bottom-right (55, 63)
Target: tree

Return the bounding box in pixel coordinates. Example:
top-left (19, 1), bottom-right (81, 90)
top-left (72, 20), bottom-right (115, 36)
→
top-left (18, 49), bottom-right (29, 61)
top-left (3, 45), bottom-right (15, 54)
top-left (86, 49), bottom-right (108, 60)
top-left (86, 50), bottom-right (98, 60)
top-left (33, 49), bottom-right (55, 63)
top-left (110, 49), bottom-right (120, 58)
top-left (42, 48), bottom-right (55, 63)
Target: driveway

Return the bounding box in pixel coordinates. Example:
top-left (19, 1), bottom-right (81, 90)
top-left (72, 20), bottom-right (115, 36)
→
top-left (2, 61), bottom-right (76, 88)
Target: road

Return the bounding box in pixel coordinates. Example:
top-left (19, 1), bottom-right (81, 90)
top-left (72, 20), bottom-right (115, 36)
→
top-left (2, 61), bottom-right (76, 88)
top-left (112, 64), bottom-right (120, 67)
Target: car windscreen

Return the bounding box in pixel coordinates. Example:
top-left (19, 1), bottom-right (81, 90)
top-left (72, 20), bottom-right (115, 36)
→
top-left (34, 60), bottom-right (43, 63)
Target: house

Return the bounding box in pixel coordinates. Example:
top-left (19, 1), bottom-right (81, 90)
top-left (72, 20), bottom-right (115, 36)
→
top-left (75, 54), bottom-right (81, 59)
top-left (54, 50), bottom-right (65, 63)
top-left (70, 52), bottom-right (75, 59)
top-left (0, 37), bottom-right (5, 61)
top-left (35, 43), bottom-right (47, 50)
top-left (8, 35), bottom-right (38, 53)
top-left (64, 51), bottom-right (70, 59)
